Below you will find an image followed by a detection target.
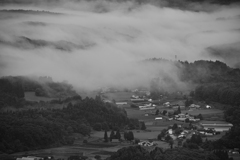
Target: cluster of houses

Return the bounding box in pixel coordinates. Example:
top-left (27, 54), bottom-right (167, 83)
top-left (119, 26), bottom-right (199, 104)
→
top-left (163, 101), bottom-right (212, 110)
top-left (138, 141), bottom-right (154, 147)
top-left (175, 113), bottom-right (200, 122)
top-left (162, 125), bottom-right (190, 141)
top-left (189, 104), bottom-right (212, 109)
top-left (130, 94), bottom-right (157, 110)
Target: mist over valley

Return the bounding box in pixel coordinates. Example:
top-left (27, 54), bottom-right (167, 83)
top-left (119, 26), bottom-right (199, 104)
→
top-left (1, 0), bottom-right (240, 91)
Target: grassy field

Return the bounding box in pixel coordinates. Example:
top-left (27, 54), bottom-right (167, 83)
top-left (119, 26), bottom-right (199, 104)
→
top-left (24, 92), bottom-right (57, 102)
top-left (102, 92), bottom-right (132, 102)
top-left (91, 130), bottom-right (169, 147)
top-left (125, 108), bottom-right (157, 120)
top-left (133, 131), bottom-right (160, 140)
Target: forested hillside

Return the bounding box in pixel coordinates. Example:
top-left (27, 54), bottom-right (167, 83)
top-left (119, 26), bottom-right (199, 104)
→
top-left (0, 78), bottom-right (25, 108)
top-left (145, 59), bottom-right (240, 106)
top-left (0, 76), bottom-right (78, 108)
top-left (0, 96), bottom-right (134, 154)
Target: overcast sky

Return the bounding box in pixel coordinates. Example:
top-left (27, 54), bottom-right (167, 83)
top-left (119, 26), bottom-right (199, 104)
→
top-left (0, 0), bottom-right (240, 91)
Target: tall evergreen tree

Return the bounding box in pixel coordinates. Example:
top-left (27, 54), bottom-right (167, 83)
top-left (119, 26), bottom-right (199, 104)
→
top-left (104, 130), bottom-right (108, 142)
top-left (141, 122), bottom-right (146, 130)
top-left (128, 131), bottom-right (134, 141)
top-left (110, 130), bottom-right (115, 141)
top-left (124, 131), bottom-right (128, 140)
top-left (177, 106), bottom-right (181, 114)
top-left (115, 130), bottom-right (121, 140)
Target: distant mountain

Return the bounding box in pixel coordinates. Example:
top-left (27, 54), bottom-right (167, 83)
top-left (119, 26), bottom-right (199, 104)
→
top-left (0, 9), bottom-right (62, 15)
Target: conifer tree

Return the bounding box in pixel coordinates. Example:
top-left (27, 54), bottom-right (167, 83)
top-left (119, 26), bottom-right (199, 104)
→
top-left (110, 130), bottom-right (115, 141)
top-left (115, 130), bottom-right (121, 140)
top-left (178, 106), bottom-right (181, 114)
top-left (141, 122), bottom-right (146, 130)
top-left (104, 130), bottom-right (108, 142)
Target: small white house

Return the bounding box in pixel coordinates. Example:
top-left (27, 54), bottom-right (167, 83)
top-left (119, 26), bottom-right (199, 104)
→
top-left (206, 105), bottom-right (211, 109)
top-left (168, 129), bottom-right (173, 134)
top-left (163, 102), bottom-right (170, 107)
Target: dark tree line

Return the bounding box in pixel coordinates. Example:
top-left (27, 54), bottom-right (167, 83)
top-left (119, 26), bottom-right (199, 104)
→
top-left (194, 83), bottom-right (240, 106)
top-left (107, 145), bottom-right (219, 160)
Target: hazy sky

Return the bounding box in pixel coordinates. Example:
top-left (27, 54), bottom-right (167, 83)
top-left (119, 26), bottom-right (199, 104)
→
top-left (0, 0), bottom-right (240, 90)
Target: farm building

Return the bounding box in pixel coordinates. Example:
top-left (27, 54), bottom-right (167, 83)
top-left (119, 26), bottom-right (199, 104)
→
top-left (155, 117), bottom-right (163, 120)
top-left (139, 106), bottom-right (155, 110)
top-left (131, 98), bottom-right (146, 102)
top-left (163, 102), bottom-right (170, 107)
top-left (189, 104), bottom-right (200, 108)
top-left (116, 102), bottom-right (127, 105)
top-left (200, 121), bottom-right (233, 132)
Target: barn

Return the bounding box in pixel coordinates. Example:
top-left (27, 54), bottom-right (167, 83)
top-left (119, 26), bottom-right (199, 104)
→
top-left (200, 121), bottom-right (233, 132)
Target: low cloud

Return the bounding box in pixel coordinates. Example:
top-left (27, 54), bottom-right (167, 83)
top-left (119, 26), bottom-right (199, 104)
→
top-left (0, 1), bottom-right (240, 91)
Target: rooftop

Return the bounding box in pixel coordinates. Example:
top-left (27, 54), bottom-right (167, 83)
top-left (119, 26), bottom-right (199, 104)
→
top-left (200, 121), bottom-right (231, 124)
top-left (201, 121), bottom-right (233, 127)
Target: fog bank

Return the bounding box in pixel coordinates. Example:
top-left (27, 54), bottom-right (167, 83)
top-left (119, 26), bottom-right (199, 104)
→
top-left (0, 1), bottom-right (240, 91)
